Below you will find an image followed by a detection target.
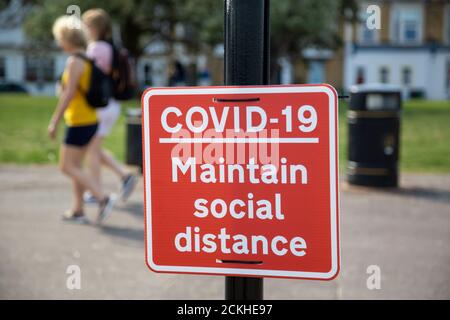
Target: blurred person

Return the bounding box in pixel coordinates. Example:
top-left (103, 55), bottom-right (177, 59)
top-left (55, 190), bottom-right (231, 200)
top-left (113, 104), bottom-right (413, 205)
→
top-left (82, 9), bottom-right (137, 204)
top-left (48, 15), bottom-right (116, 224)
top-left (168, 60), bottom-right (186, 86)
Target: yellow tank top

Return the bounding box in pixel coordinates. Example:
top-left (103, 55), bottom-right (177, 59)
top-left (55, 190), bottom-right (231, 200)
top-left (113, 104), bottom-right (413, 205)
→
top-left (61, 59), bottom-right (97, 127)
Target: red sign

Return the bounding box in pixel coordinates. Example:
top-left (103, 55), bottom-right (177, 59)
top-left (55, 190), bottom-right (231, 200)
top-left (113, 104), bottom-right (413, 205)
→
top-left (142, 84), bottom-right (340, 280)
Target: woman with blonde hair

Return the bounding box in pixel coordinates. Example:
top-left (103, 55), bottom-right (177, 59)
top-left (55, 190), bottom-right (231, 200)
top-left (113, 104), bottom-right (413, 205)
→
top-left (48, 15), bottom-right (116, 223)
top-left (82, 9), bottom-right (137, 203)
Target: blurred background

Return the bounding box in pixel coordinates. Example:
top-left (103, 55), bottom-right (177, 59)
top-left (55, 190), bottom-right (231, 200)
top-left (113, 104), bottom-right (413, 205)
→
top-left (0, 0), bottom-right (448, 167)
top-left (1, 0), bottom-right (449, 97)
top-left (0, 0), bottom-right (449, 299)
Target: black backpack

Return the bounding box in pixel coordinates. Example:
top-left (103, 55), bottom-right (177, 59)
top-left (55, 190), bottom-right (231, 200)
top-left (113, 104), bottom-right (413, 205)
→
top-left (111, 46), bottom-right (136, 100)
top-left (73, 53), bottom-right (112, 108)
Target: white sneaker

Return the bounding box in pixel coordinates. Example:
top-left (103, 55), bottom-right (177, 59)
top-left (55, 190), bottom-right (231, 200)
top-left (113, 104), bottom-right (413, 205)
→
top-left (121, 174), bottom-right (138, 202)
top-left (97, 194), bottom-right (118, 224)
top-left (83, 191), bottom-right (97, 204)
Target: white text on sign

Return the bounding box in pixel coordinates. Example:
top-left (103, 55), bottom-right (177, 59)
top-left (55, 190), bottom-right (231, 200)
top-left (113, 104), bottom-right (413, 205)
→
top-left (160, 105), bottom-right (318, 134)
top-left (163, 103), bottom-right (318, 258)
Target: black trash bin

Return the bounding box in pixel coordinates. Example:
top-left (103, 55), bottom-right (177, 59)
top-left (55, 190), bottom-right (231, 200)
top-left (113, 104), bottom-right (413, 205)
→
top-left (126, 108), bottom-right (143, 173)
top-left (347, 84), bottom-right (402, 187)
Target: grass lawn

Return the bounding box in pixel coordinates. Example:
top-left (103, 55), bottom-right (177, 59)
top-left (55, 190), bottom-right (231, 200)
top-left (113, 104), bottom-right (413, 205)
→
top-left (0, 94), bottom-right (137, 164)
top-left (0, 93), bottom-right (449, 172)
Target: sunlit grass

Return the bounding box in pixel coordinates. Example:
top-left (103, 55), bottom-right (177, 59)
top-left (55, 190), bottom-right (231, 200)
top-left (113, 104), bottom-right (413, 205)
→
top-left (0, 94), bottom-right (449, 172)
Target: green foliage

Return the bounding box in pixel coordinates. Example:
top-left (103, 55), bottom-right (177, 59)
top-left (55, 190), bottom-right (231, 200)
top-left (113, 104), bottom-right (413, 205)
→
top-left (179, 0), bottom-right (223, 47)
top-left (182, 0), bottom-right (357, 82)
top-left (23, 0), bottom-right (186, 55)
top-left (271, 0), bottom-right (339, 53)
top-left (23, 0), bottom-right (357, 57)
top-left (24, 1), bottom-right (61, 45)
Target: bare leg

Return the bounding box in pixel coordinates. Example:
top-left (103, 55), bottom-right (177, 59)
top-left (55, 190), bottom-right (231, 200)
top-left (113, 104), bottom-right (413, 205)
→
top-left (98, 139), bottom-right (137, 202)
top-left (87, 136), bottom-right (103, 187)
top-left (88, 135), bottom-right (128, 183)
top-left (100, 147), bottom-right (128, 180)
top-left (59, 144), bottom-right (105, 201)
top-left (71, 179), bottom-right (84, 212)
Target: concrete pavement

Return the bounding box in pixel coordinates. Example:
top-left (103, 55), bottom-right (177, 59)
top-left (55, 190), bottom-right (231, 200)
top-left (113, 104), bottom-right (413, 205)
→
top-left (0, 165), bottom-right (449, 299)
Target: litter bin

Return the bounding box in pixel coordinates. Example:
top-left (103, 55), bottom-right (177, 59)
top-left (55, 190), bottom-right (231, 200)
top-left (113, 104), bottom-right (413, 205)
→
top-left (126, 108), bottom-right (143, 173)
top-left (347, 84), bottom-right (402, 187)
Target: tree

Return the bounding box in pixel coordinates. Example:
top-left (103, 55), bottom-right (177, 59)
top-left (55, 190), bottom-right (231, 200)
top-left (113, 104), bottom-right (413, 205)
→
top-left (22, 0), bottom-right (358, 82)
top-left (23, 0), bottom-right (188, 57)
top-left (181, 0), bottom-right (358, 83)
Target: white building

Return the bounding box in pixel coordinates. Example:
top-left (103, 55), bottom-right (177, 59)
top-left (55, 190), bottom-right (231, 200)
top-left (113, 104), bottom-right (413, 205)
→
top-left (343, 0), bottom-right (450, 100)
top-left (0, 1), bottom-right (212, 95)
top-left (0, 0), bottom-right (67, 95)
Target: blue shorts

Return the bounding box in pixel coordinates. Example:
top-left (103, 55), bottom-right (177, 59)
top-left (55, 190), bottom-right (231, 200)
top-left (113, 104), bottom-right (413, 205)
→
top-left (64, 124), bottom-right (98, 147)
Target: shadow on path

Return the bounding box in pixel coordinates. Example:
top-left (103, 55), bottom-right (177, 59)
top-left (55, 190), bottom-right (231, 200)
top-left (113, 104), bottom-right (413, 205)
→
top-left (389, 186), bottom-right (450, 205)
top-left (343, 181), bottom-right (450, 205)
top-left (99, 225), bottom-right (144, 244)
top-left (115, 202), bottom-right (144, 219)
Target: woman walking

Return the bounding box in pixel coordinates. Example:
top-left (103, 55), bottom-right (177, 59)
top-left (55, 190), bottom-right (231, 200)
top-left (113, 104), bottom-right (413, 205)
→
top-left (48, 15), bottom-right (115, 223)
top-left (82, 9), bottom-right (137, 203)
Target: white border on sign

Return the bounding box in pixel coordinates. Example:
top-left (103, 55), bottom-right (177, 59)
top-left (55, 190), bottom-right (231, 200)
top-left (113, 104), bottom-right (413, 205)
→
top-left (142, 85), bottom-right (340, 280)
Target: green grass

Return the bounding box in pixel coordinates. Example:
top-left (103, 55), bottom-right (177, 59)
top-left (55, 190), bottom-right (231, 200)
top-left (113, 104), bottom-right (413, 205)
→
top-left (0, 94), bottom-right (138, 164)
top-left (399, 100), bottom-right (450, 172)
top-left (338, 99), bottom-right (450, 172)
top-left (0, 94), bottom-right (449, 172)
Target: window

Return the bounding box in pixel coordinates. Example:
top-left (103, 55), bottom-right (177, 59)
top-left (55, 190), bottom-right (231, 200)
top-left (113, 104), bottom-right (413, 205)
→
top-left (307, 61), bottom-right (325, 84)
top-left (42, 58), bottom-right (55, 82)
top-left (402, 66), bottom-right (412, 86)
top-left (25, 56), bottom-right (38, 82)
top-left (0, 57), bottom-right (5, 80)
top-left (356, 66), bottom-right (365, 84)
top-left (391, 5), bottom-right (423, 44)
top-left (25, 56), bottom-right (55, 82)
top-left (379, 66), bottom-right (389, 83)
top-left (144, 63), bottom-right (152, 85)
top-left (361, 26), bottom-right (377, 44)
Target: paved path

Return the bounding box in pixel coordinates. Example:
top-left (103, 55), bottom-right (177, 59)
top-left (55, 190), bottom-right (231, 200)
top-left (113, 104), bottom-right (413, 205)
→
top-left (0, 165), bottom-right (449, 299)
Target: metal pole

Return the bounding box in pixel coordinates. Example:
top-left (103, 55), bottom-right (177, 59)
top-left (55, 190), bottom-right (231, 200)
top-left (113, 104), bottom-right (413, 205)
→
top-left (224, 0), bottom-right (269, 300)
